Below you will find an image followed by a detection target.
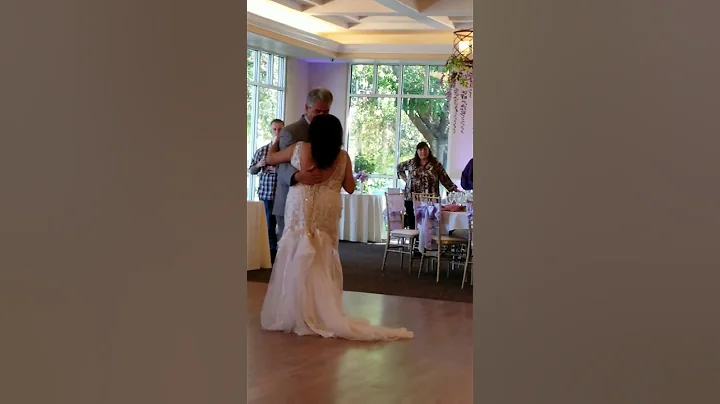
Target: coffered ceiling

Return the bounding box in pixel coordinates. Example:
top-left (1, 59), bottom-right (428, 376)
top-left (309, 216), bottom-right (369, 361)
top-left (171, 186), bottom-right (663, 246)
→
top-left (269, 0), bottom-right (472, 31)
top-left (247, 0), bottom-right (472, 61)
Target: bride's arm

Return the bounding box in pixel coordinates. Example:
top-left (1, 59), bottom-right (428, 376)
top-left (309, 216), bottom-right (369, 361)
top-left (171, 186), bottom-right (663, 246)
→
top-left (299, 141), bottom-right (314, 170)
top-left (266, 137), bottom-right (296, 166)
top-left (342, 152), bottom-right (356, 194)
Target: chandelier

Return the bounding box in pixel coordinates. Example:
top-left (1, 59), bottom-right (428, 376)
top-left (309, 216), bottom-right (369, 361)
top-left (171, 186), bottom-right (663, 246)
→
top-left (452, 29), bottom-right (473, 64)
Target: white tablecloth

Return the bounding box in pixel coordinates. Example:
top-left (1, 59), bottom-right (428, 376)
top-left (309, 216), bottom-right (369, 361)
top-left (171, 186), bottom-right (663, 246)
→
top-left (338, 193), bottom-right (385, 243)
top-left (440, 211), bottom-right (471, 233)
top-left (247, 200), bottom-right (271, 270)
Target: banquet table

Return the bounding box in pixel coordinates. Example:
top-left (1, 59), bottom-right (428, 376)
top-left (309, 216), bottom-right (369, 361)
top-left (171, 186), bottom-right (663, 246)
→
top-left (338, 193), bottom-right (385, 243)
top-left (247, 200), bottom-right (271, 270)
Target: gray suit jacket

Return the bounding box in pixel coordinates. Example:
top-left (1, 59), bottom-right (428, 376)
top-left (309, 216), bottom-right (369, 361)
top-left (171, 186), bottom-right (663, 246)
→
top-left (272, 116), bottom-right (310, 217)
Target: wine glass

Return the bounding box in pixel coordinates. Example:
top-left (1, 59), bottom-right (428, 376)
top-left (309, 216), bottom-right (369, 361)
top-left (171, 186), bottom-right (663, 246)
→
top-left (458, 192), bottom-right (467, 206)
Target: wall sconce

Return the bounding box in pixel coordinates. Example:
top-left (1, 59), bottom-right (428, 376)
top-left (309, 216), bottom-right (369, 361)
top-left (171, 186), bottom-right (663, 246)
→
top-left (453, 29), bottom-right (473, 63)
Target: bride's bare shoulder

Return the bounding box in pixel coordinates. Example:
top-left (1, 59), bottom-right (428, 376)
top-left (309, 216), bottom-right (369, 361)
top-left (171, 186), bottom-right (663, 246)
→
top-left (299, 141), bottom-right (312, 155)
top-left (299, 141), bottom-right (313, 166)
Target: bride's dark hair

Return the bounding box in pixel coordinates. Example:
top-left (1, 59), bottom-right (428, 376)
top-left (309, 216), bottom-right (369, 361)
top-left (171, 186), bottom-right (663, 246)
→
top-left (308, 114), bottom-right (343, 170)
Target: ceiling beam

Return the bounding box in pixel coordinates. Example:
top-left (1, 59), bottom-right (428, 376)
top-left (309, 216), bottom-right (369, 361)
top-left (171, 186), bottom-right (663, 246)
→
top-left (298, 0), bottom-right (335, 6)
top-left (314, 15), bottom-right (357, 28)
top-left (370, 0), bottom-right (454, 30)
top-left (268, 0), bottom-right (304, 12)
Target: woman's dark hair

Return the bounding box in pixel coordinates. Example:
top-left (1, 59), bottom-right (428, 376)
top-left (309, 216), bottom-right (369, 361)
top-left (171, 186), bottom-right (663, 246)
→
top-left (308, 114), bottom-right (344, 170)
top-left (412, 141), bottom-right (437, 166)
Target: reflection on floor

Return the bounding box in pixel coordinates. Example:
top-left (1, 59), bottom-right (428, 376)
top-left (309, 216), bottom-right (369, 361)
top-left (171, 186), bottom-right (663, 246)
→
top-left (247, 282), bottom-right (473, 403)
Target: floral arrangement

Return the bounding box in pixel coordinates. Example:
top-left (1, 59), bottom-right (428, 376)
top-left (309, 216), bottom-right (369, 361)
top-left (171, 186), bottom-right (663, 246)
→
top-left (441, 54), bottom-right (473, 137)
top-left (354, 170), bottom-right (369, 193)
top-left (354, 170), bottom-right (369, 183)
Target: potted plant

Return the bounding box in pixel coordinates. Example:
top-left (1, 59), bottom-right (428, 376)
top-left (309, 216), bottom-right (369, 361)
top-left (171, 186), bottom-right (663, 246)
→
top-left (442, 54), bottom-right (473, 137)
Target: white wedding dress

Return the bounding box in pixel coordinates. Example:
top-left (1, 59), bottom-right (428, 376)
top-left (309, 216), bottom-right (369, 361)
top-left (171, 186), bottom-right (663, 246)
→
top-left (260, 142), bottom-right (414, 341)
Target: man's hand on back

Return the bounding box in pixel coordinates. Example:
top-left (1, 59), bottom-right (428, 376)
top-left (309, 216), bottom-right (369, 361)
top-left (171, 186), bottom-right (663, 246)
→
top-left (293, 165), bottom-right (324, 185)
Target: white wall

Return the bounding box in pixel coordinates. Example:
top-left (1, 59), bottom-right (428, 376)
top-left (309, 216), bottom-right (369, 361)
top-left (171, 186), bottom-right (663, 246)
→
top-left (282, 59), bottom-right (349, 127)
top-left (283, 57), bottom-right (309, 124)
top-left (308, 62), bottom-right (349, 127)
top-left (447, 87), bottom-right (474, 185)
top-left (476, 1), bottom-right (720, 403)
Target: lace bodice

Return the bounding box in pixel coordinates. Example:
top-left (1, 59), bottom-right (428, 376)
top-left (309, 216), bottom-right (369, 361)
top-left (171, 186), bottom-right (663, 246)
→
top-left (283, 142), bottom-right (347, 242)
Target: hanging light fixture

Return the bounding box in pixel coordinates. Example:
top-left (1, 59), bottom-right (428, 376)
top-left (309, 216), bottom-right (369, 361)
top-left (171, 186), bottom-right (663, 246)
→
top-left (452, 29), bottom-right (473, 64)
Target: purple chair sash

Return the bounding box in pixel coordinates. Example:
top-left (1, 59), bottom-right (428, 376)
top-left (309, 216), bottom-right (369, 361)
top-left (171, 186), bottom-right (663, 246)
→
top-left (414, 203), bottom-right (440, 223)
top-left (384, 209), bottom-right (405, 231)
top-left (414, 202), bottom-right (440, 250)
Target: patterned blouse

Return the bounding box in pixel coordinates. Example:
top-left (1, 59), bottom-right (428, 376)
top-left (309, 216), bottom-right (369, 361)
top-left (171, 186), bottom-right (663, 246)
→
top-left (396, 158), bottom-right (459, 201)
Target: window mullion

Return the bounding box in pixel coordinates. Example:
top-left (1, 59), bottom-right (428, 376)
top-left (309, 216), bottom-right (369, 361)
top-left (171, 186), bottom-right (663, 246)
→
top-left (250, 84), bottom-right (259, 200)
top-left (246, 49), bottom-right (286, 201)
top-left (425, 65), bottom-right (430, 96)
top-left (394, 64), bottom-right (404, 189)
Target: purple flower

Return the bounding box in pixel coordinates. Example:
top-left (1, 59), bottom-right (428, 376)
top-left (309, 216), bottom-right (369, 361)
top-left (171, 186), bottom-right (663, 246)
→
top-left (354, 170), bottom-right (369, 183)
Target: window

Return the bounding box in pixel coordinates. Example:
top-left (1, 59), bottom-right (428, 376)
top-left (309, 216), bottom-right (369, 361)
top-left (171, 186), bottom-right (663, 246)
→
top-left (346, 64), bottom-right (450, 195)
top-left (247, 49), bottom-right (286, 200)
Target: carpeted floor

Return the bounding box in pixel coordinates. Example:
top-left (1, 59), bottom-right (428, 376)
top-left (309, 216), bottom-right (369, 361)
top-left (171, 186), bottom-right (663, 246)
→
top-left (247, 241), bottom-right (473, 303)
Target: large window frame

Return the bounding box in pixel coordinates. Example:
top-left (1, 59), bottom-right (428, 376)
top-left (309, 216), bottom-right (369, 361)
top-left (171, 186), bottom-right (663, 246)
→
top-left (247, 48), bottom-right (286, 200)
top-left (345, 64), bottom-right (448, 192)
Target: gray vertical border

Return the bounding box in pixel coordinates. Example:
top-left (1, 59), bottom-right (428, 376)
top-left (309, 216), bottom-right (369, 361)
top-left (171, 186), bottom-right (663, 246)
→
top-left (0, 1), bottom-right (248, 403)
top-left (474, 1), bottom-right (720, 403)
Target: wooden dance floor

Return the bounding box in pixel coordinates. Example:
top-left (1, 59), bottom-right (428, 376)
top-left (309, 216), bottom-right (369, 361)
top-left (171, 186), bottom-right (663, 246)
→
top-left (247, 282), bottom-right (473, 403)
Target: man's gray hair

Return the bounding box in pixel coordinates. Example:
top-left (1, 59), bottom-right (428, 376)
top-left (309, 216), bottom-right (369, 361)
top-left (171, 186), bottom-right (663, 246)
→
top-left (306, 88), bottom-right (333, 107)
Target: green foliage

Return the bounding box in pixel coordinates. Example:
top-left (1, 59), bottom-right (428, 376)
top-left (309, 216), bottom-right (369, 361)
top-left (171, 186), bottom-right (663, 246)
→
top-left (353, 154), bottom-right (376, 174)
top-left (347, 64), bottom-right (450, 181)
top-left (247, 49), bottom-right (286, 200)
top-left (443, 55), bottom-right (473, 138)
top-left (444, 55), bottom-right (473, 89)
top-left (247, 49), bottom-right (285, 150)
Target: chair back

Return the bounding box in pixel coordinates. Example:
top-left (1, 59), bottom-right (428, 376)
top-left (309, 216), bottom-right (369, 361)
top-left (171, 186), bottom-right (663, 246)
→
top-left (411, 192), bottom-right (435, 208)
top-left (384, 192), bottom-right (406, 231)
top-left (464, 215), bottom-right (474, 256)
top-left (387, 188), bottom-right (402, 194)
top-left (412, 193), bottom-right (441, 249)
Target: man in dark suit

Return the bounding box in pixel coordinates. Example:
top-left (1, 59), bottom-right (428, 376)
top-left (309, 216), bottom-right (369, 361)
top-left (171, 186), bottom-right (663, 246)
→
top-left (272, 88), bottom-right (334, 239)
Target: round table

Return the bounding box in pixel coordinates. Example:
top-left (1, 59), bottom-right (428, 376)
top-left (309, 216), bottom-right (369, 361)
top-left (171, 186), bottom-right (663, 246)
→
top-left (338, 193), bottom-right (385, 243)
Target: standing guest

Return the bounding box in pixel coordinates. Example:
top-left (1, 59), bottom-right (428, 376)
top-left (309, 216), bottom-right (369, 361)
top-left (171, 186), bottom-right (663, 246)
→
top-left (461, 158), bottom-right (473, 190)
top-left (249, 118), bottom-right (284, 262)
top-left (396, 141), bottom-right (459, 230)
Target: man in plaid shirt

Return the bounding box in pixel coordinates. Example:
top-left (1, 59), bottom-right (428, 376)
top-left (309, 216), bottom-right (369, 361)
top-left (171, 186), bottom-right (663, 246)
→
top-left (249, 118), bottom-right (284, 261)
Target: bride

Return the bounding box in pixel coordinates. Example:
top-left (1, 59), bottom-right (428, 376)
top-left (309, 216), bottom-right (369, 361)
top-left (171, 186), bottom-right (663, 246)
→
top-left (259, 114), bottom-right (413, 341)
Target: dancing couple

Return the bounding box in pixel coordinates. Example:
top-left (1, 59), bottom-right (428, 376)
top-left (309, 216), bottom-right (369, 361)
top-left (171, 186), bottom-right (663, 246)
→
top-left (259, 88), bottom-right (413, 341)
